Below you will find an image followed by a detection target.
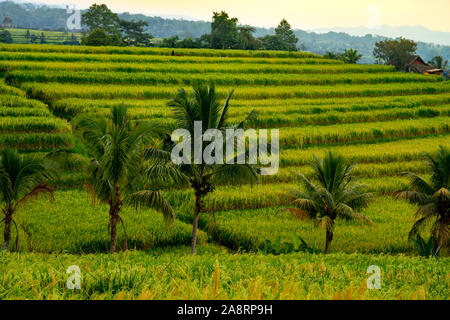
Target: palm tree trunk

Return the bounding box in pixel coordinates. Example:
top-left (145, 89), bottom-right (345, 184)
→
top-left (432, 236), bottom-right (441, 256)
top-left (3, 214), bottom-right (12, 252)
top-left (109, 206), bottom-right (118, 254)
top-left (324, 229), bottom-right (333, 254)
top-left (191, 192), bottom-right (202, 255)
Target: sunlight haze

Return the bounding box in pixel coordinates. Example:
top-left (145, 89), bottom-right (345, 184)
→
top-left (34, 0), bottom-right (450, 31)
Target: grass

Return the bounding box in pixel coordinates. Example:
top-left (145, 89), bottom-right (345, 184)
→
top-left (0, 247), bottom-right (448, 300)
top-left (8, 70), bottom-right (440, 86)
top-left (185, 198), bottom-right (423, 255)
top-left (0, 60), bottom-right (395, 74)
top-left (21, 82), bottom-right (450, 101)
top-left (0, 190), bottom-right (206, 254)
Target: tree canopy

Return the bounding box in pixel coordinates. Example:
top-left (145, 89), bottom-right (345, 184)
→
top-left (211, 11), bottom-right (239, 49)
top-left (373, 37), bottom-right (417, 71)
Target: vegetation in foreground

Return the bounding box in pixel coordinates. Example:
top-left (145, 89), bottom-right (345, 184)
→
top-left (0, 245), bottom-right (448, 300)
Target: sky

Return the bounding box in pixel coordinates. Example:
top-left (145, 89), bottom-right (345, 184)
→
top-left (27, 0), bottom-right (450, 32)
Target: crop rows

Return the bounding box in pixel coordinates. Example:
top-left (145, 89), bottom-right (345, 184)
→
top-left (7, 70), bottom-right (442, 86)
top-left (0, 60), bottom-right (395, 74)
top-left (0, 44), bottom-right (324, 58)
top-left (0, 86), bottom-right (73, 151)
top-left (278, 117), bottom-right (450, 146)
top-left (21, 82), bottom-right (450, 101)
top-left (51, 94), bottom-right (450, 119)
top-left (0, 51), bottom-right (341, 65)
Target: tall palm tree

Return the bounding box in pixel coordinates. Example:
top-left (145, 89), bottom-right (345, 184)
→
top-left (287, 152), bottom-right (373, 254)
top-left (72, 105), bottom-right (175, 253)
top-left (0, 150), bottom-right (54, 252)
top-left (148, 84), bottom-right (259, 255)
top-left (395, 146), bottom-right (450, 255)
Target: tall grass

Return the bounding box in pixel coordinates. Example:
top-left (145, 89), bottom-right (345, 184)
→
top-left (1, 248), bottom-right (448, 299)
top-left (0, 60), bottom-right (395, 74)
top-left (0, 44), bottom-right (324, 58)
top-left (22, 82), bottom-right (450, 101)
top-left (7, 70), bottom-right (441, 86)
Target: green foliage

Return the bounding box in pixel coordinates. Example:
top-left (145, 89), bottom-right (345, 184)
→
top-left (81, 28), bottom-right (120, 46)
top-left (0, 29), bottom-right (12, 44)
top-left (288, 151), bottom-right (373, 253)
top-left (260, 19), bottom-right (298, 51)
top-left (211, 11), bottom-right (239, 49)
top-left (373, 37), bottom-right (418, 71)
top-left (82, 4), bottom-right (121, 36)
top-left (151, 84), bottom-right (259, 254)
top-left (396, 146), bottom-right (450, 254)
top-left (428, 56), bottom-right (448, 70)
top-left (237, 26), bottom-right (262, 50)
top-left (262, 234), bottom-right (317, 255)
top-left (72, 105), bottom-right (175, 253)
top-left (0, 149), bottom-right (54, 252)
top-left (412, 235), bottom-right (440, 258)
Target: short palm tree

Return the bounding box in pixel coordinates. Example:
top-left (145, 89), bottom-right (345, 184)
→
top-left (148, 84), bottom-right (258, 255)
top-left (395, 146), bottom-right (450, 255)
top-left (0, 150), bottom-right (54, 252)
top-left (72, 105), bottom-right (175, 253)
top-left (287, 151), bottom-right (373, 254)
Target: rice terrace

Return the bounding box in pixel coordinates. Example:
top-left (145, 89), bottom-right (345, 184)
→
top-left (0, 1), bottom-right (449, 303)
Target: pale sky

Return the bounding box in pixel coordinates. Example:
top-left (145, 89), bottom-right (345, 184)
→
top-left (33, 0), bottom-right (450, 31)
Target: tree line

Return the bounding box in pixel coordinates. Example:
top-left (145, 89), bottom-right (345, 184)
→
top-left (81, 5), bottom-right (299, 51)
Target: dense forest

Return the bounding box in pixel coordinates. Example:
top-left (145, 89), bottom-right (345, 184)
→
top-left (0, 1), bottom-right (449, 63)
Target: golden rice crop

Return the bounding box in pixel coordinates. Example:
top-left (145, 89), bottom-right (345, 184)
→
top-left (0, 60), bottom-right (394, 74)
top-left (21, 82), bottom-right (450, 101)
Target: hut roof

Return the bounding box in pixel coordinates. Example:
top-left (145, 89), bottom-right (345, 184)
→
top-left (2, 15), bottom-right (12, 24)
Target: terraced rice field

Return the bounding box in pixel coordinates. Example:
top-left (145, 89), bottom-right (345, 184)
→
top-left (0, 44), bottom-right (448, 300)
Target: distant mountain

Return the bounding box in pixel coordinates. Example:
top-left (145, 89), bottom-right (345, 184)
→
top-left (0, 0), bottom-right (449, 65)
top-left (312, 25), bottom-right (450, 46)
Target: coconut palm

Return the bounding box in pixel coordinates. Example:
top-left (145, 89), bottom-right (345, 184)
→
top-left (237, 26), bottom-right (261, 50)
top-left (395, 146), bottom-right (450, 255)
top-left (287, 151), bottom-right (373, 254)
top-left (341, 49), bottom-right (362, 64)
top-left (147, 84), bottom-right (259, 255)
top-left (72, 105), bottom-right (175, 253)
top-left (0, 150), bottom-right (54, 252)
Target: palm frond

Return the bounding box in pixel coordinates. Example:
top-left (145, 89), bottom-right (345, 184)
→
top-left (126, 190), bottom-right (175, 226)
top-left (394, 190), bottom-right (431, 205)
top-left (403, 172), bottom-right (434, 195)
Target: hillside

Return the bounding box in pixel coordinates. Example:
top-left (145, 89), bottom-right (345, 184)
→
top-left (0, 1), bottom-right (449, 64)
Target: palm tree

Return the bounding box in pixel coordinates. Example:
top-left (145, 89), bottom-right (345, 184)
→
top-left (72, 105), bottom-right (175, 253)
top-left (395, 146), bottom-right (450, 255)
top-left (287, 151), bottom-right (373, 254)
top-left (148, 84), bottom-right (259, 255)
top-left (0, 150), bottom-right (54, 252)
top-left (341, 49), bottom-right (362, 64)
top-left (237, 26), bottom-right (260, 50)
top-left (428, 56), bottom-right (448, 70)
